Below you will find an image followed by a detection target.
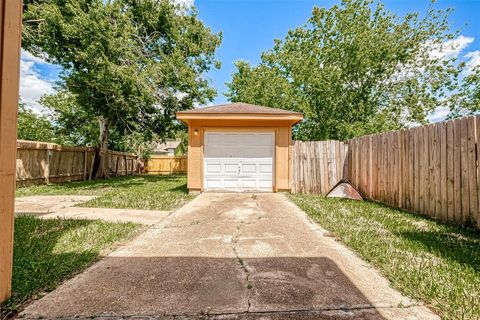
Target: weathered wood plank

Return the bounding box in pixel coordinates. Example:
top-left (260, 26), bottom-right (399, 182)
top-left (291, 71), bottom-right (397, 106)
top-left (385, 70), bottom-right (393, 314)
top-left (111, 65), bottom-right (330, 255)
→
top-left (453, 118), bottom-right (462, 223)
top-left (467, 117), bottom-right (478, 226)
top-left (460, 117), bottom-right (470, 224)
top-left (446, 120), bottom-right (454, 222)
top-left (438, 122), bottom-right (447, 221)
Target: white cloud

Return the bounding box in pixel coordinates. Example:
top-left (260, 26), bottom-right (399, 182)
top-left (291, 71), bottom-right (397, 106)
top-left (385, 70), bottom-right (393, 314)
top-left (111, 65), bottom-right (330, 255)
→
top-left (465, 50), bottom-right (480, 74)
top-left (174, 0), bottom-right (194, 8)
top-left (427, 106), bottom-right (450, 123)
top-left (428, 35), bottom-right (474, 61)
top-left (20, 50), bottom-right (56, 113)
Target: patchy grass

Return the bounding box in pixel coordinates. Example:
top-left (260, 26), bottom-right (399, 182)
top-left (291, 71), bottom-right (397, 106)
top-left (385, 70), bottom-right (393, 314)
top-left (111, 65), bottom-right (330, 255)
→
top-left (1, 215), bottom-right (142, 318)
top-left (288, 194), bottom-right (480, 320)
top-left (16, 175), bottom-right (194, 211)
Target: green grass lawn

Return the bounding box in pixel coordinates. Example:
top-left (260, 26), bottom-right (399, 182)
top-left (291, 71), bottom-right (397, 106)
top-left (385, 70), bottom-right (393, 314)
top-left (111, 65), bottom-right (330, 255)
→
top-left (1, 215), bottom-right (142, 319)
top-left (16, 175), bottom-right (194, 211)
top-left (288, 194), bottom-right (480, 319)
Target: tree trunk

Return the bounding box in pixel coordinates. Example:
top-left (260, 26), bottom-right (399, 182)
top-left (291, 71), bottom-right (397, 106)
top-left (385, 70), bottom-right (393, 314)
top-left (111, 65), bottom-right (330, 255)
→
top-left (94, 117), bottom-right (110, 178)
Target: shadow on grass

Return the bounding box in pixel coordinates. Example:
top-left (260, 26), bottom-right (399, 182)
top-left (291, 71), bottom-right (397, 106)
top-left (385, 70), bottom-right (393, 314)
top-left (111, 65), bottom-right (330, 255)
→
top-left (398, 229), bottom-right (480, 272)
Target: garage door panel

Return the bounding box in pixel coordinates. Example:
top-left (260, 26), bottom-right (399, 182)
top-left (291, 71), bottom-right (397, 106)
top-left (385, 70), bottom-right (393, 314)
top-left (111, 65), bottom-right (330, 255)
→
top-left (206, 134), bottom-right (223, 145)
top-left (258, 179), bottom-right (273, 188)
top-left (223, 134), bottom-right (238, 145)
top-left (223, 179), bottom-right (239, 189)
top-left (204, 132), bottom-right (274, 192)
top-left (206, 163), bottom-right (221, 174)
top-left (240, 179), bottom-right (256, 189)
top-left (241, 163), bottom-right (256, 174)
top-left (259, 164), bottom-right (273, 174)
top-left (205, 178), bottom-right (222, 189)
top-left (224, 163), bottom-right (238, 174)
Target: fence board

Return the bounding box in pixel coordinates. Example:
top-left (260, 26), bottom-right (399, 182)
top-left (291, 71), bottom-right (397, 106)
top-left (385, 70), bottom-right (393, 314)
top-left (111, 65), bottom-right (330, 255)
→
top-left (291, 140), bottom-right (348, 194)
top-left (16, 140), bottom-right (140, 186)
top-left (467, 117), bottom-right (478, 225)
top-left (146, 155), bottom-right (188, 175)
top-left (446, 121), bottom-right (454, 221)
top-left (460, 118), bottom-right (470, 224)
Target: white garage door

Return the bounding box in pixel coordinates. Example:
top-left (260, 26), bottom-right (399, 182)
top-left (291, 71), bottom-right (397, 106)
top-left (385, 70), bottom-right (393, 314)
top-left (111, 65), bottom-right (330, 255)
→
top-left (204, 131), bottom-right (274, 192)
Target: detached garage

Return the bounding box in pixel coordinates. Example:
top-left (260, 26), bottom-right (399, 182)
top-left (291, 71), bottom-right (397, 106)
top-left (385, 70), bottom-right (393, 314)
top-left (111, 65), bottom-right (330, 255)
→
top-left (176, 103), bottom-right (303, 193)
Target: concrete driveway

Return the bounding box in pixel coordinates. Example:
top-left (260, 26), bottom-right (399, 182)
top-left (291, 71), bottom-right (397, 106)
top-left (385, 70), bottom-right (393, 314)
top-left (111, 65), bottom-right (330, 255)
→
top-left (20, 193), bottom-right (437, 319)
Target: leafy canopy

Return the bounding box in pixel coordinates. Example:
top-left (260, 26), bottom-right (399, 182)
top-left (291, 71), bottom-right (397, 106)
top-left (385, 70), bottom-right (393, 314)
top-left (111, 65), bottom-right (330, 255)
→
top-left (23, 0), bottom-right (221, 143)
top-left (226, 0), bottom-right (462, 140)
top-left (17, 104), bottom-right (58, 143)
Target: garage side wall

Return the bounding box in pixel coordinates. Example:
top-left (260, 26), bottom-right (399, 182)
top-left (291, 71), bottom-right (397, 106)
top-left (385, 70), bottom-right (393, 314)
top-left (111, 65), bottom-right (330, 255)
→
top-left (276, 126), bottom-right (291, 191)
top-left (187, 124), bottom-right (204, 191)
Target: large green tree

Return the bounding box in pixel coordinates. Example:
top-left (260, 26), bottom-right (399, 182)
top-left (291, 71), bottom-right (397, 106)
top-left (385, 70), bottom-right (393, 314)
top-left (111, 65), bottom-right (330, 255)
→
top-left (226, 0), bottom-right (462, 140)
top-left (17, 104), bottom-right (57, 143)
top-left (23, 0), bottom-right (221, 176)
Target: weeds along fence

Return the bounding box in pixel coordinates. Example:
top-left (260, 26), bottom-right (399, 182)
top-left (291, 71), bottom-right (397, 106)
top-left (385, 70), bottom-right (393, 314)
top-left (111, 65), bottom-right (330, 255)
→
top-left (145, 155), bottom-right (187, 174)
top-left (292, 115), bottom-right (480, 229)
top-left (16, 140), bottom-right (140, 186)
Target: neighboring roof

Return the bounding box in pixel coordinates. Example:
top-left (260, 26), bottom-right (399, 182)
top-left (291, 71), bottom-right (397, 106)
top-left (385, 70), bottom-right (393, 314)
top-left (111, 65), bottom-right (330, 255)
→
top-left (153, 140), bottom-right (181, 153)
top-left (176, 102), bottom-right (303, 125)
top-left (177, 102), bottom-right (302, 115)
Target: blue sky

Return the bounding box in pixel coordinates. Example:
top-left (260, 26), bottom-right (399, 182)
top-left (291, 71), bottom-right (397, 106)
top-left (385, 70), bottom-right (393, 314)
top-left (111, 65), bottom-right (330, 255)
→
top-left (21, 0), bottom-right (480, 121)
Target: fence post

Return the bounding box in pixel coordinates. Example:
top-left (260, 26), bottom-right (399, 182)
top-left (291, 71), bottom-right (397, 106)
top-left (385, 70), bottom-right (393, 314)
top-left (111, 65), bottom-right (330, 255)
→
top-left (44, 149), bottom-right (51, 184)
top-left (0, 0), bottom-right (22, 302)
top-left (83, 150), bottom-right (88, 180)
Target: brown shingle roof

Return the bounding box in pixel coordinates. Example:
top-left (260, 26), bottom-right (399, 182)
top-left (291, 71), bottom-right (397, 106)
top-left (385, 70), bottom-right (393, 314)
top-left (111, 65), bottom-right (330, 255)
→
top-left (177, 102), bottom-right (302, 115)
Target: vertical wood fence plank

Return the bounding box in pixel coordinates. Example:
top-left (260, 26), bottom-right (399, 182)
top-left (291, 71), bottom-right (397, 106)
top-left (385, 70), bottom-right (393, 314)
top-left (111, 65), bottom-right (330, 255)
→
top-left (476, 116), bottom-right (480, 228)
top-left (438, 122), bottom-right (447, 221)
top-left (467, 117), bottom-right (478, 226)
top-left (460, 117), bottom-right (470, 224)
top-left (446, 120), bottom-right (454, 222)
top-left (453, 119), bottom-right (462, 223)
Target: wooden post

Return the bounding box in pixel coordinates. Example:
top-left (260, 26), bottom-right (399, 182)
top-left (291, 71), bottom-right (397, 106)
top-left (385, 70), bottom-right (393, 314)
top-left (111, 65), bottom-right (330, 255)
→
top-left (44, 149), bottom-right (51, 184)
top-left (0, 0), bottom-right (22, 303)
top-left (115, 155), bottom-right (119, 176)
top-left (83, 150), bottom-right (88, 180)
top-left (89, 153), bottom-right (95, 180)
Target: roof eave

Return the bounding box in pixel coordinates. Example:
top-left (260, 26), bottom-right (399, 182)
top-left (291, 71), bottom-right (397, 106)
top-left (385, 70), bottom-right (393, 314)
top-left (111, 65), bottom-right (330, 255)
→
top-left (176, 113), bottom-right (303, 121)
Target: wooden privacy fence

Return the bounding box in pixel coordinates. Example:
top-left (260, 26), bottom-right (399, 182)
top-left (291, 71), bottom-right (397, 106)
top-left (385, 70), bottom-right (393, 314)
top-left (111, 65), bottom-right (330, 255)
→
top-left (291, 115), bottom-right (480, 229)
top-left (145, 155), bottom-right (188, 174)
top-left (16, 140), bottom-right (141, 186)
top-left (291, 140), bottom-right (348, 194)
top-left (348, 116), bottom-right (480, 228)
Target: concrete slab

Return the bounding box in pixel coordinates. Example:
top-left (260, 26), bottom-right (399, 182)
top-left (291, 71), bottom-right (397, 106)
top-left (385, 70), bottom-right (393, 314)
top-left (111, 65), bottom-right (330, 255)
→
top-left (15, 195), bottom-right (96, 214)
top-left (42, 207), bottom-right (172, 225)
top-left (15, 195), bottom-right (171, 225)
top-left (20, 193), bottom-right (439, 320)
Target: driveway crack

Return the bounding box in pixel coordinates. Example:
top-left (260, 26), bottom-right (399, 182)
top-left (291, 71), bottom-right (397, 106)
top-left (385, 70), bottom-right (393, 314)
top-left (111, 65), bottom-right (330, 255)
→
top-left (229, 194), bottom-right (262, 312)
top-left (231, 221), bottom-right (253, 312)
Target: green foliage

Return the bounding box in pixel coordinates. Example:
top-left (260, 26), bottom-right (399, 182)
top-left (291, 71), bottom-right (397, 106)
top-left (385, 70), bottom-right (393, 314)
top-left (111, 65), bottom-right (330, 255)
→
top-left (226, 0), bottom-right (462, 140)
top-left (450, 66), bottom-right (480, 118)
top-left (41, 91), bottom-right (100, 146)
top-left (17, 104), bottom-right (57, 142)
top-left (1, 216), bottom-right (140, 317)
top-left (23, 0), bottom-right (221, 146)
